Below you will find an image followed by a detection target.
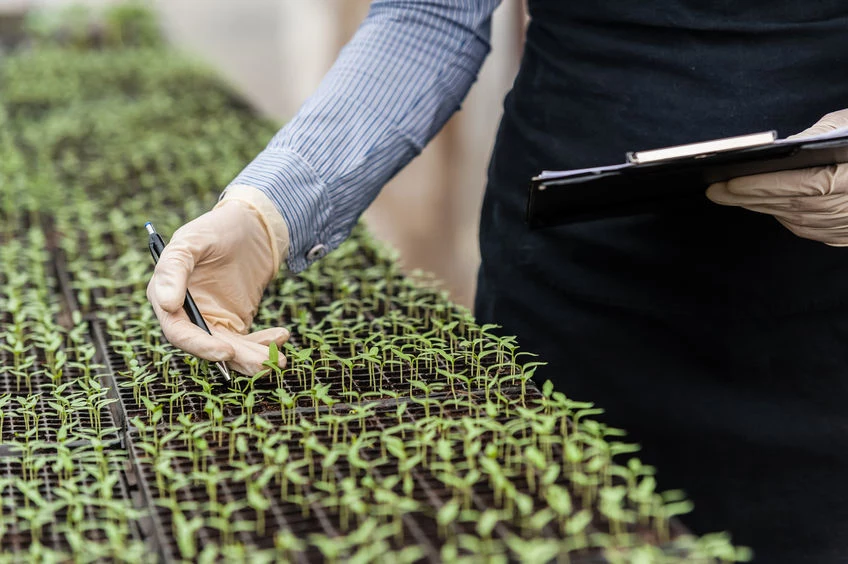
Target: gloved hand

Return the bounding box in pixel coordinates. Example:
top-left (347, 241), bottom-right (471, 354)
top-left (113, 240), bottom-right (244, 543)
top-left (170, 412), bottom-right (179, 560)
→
top-left (147, 185), bottom-right (291, 375)
top-left (706, 109), bottom-right (848, 245)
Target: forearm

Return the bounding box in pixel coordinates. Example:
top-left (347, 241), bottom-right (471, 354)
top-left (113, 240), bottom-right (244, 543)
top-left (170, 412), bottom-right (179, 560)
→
top-left (228, 0), bottom-right (500, 272)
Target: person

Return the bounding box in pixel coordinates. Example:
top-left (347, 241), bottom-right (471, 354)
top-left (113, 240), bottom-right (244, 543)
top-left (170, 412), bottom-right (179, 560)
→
top-left (146, 1), bottom-right (848, 561)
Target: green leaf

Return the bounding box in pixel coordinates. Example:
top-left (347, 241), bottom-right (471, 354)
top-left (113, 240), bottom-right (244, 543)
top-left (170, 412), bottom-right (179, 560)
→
top-left (476, 509), bottom-right (499, 538)
top-left (254, 414), bottom-right (272, 430)
top-left (546, 484), bottom-right (572, 516)
top-left (528, 508), bottom-right (555, 532)
top-left (663, 500), bottom-right (694, 518)
top-left (437, 438), bottom-right (453, 461)
top-left (437, 499), bottom-right (460, 527)
top-left (541, 464), bottom-right (560, 486)
top-left (524, 445), bottom-right (546, 469)
top-left (565, 441), bottom-right (582, 463)
top-left (661, 489), bottom-right (688, 503)
top-left (268, 342), bottom-right (279, 365)
top-left (634, 476), bottom-right (656, 501)
top-left (565, 509), bottom-right (593, 535)
top-left (247, 487), bottom-right (270, 510)
top-left (515, 492), bottom-right (534, 516)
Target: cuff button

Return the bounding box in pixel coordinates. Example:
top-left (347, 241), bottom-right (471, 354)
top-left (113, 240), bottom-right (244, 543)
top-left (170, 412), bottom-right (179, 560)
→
top-left (306, 244), bottom-right (328, 261)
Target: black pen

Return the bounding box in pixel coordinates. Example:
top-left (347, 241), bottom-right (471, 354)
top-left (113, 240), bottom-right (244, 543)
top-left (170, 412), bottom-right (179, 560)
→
top-left (145, 222), bottom-right (231, 381)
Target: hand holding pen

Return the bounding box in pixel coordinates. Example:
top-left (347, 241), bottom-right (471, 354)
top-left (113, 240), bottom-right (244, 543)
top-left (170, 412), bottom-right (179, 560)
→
top-left (144, 194), bottom-right (291, 377)
top-left (146, 222), bottom-right (232, 381)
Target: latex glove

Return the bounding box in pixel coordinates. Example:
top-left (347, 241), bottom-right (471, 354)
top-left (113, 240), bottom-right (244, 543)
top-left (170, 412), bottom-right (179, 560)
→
top-left (147, 185), bottom-right (291, 375)
top-left (706, 109), bottom-right (848, 245)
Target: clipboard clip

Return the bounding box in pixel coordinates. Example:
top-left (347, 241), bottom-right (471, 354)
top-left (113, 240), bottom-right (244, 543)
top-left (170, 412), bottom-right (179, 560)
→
top-left (625, 131), bottom-right (777, 164)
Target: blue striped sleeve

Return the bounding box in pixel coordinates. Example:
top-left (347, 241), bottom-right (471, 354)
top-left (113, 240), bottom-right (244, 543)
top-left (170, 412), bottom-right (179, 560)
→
top-left (227, 0), bottom-right (502, 272)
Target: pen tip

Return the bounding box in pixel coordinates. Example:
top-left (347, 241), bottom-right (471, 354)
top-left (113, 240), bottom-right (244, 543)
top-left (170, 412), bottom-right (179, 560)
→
top-left (144, 222), bottom-right (155, 235)
top-left (217, 362), bottom-right (231, 381)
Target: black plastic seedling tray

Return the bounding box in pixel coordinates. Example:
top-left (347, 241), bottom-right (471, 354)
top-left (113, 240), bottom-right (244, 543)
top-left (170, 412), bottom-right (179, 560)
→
top-left (0, 457), bottom-right (145, 554)
top-left (116, 382), bottom-right (674, 564)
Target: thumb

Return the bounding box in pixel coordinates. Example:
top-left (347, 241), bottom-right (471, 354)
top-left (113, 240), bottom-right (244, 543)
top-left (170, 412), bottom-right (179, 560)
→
top-left (152, 241), bottom-right (200, 313)
top-left (788, 109), bottom-right (848, 140)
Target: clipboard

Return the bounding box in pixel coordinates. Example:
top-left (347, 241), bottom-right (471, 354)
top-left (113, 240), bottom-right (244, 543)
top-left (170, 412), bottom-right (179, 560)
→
top-left (525, 127), bottom-right (848, 228)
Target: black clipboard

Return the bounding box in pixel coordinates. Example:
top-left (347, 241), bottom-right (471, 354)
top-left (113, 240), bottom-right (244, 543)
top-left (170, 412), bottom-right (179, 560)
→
top-left (525, 128), bottom-right (848, 228)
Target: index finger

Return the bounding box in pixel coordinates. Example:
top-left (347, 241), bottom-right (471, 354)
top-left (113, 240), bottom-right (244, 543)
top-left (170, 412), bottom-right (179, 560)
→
top-left (708, 166), bottom-right (835, 205)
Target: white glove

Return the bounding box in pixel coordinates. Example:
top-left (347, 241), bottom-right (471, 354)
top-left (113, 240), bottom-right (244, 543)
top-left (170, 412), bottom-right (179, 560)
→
top-left (147, 185), bottom-right (290, 375)
top-left (706, 109), bottom-right (848, 245)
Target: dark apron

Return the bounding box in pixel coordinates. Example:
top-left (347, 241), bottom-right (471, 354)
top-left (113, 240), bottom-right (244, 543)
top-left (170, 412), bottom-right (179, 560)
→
top-left (476, 2), bottom-right (848, 561)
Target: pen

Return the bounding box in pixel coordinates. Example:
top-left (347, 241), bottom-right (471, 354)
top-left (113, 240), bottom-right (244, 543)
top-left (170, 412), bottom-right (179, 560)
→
top-left (145, 222), bottom-right (232, 382)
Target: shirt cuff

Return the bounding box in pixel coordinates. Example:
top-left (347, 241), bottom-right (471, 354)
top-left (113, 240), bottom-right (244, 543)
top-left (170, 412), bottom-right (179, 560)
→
top-left (224, 148), bottom-right (334, 272)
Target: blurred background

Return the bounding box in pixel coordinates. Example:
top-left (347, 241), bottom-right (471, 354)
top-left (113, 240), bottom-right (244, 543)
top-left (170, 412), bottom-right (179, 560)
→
top-left (0, 0), bottom-right (527, 308)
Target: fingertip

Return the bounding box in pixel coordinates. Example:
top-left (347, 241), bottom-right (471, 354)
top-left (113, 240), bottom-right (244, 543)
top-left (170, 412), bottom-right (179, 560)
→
top-left (275, 351), bottom-right (288, 369)
top-left (153, 247), bottom-right (195, 312)
top-left (243, 326), bottom-right (291, 347)
top-left (276, 327), bottom-right (291, 346)
top-left (265, 326), bottom-right (291, 347)
top-left (223, 334), bottom-right (287, 375)
top-left (160, 316), bottom-right (236, 363)
top-left (151, 270), bottom-right (185, 313)
top-left (207, 340), bottom-right (236, 363)
top-left (233, 356), bottom-right (267, 377)
top-left (705, 182), bottom-right (729, 203)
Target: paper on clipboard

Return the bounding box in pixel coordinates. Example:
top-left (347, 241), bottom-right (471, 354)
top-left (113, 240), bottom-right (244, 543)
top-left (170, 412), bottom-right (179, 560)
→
top-left (535, 163), bottom-right (629, 182)
top-left (775, 126), bottom-right (848, 143)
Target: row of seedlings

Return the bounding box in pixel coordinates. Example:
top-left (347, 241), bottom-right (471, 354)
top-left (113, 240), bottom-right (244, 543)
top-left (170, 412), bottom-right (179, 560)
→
top-left (0, 215), bottom-right (147, 561)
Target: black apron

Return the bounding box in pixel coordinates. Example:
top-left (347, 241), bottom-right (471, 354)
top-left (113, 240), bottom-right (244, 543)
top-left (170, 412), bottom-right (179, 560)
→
top-left (476, 2), bottom-right (848, 561)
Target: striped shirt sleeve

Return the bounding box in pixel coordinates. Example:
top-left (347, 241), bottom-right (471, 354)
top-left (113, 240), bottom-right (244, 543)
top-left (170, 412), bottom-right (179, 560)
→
top-left (227, 0), bottom-right (502, 272)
